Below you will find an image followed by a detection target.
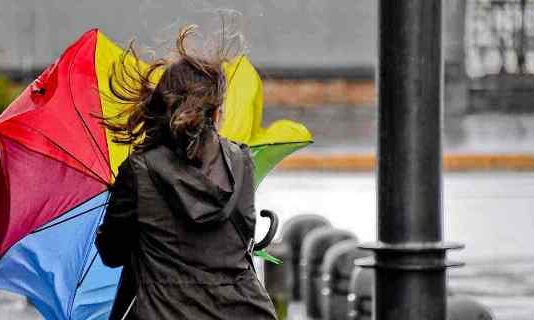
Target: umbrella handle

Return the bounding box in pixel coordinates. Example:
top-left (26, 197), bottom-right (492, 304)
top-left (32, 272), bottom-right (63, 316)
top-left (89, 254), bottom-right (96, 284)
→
top-left (253, 210), bottom-right (279, 251)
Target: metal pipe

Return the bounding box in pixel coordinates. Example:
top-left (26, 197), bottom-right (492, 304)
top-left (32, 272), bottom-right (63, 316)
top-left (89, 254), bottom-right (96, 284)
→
top-left (358, 1), bottom-right (462, 319)
top-left (377, 0), bottom-right (443, 245)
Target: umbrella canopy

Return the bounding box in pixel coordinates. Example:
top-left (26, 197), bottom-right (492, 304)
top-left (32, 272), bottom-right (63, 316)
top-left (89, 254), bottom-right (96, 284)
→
top-left (0, 29), bottom-right (312, 319)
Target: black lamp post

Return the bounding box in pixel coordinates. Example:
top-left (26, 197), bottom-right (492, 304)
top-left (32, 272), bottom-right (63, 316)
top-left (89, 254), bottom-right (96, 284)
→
top-left (359, 1), bottom-right (463, 319)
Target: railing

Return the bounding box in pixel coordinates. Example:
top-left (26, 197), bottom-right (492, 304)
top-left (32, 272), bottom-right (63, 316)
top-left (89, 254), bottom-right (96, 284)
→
top-left (466, 0), bottom-right (534, 77)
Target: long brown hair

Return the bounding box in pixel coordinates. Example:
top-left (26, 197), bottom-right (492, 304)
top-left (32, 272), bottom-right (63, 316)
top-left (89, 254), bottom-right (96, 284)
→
top-left (102, 25), bottom-right (228, 161)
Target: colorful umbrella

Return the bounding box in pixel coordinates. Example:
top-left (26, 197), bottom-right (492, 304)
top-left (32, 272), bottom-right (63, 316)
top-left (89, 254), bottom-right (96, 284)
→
top-left (0, 29), bottom-right (312, 319)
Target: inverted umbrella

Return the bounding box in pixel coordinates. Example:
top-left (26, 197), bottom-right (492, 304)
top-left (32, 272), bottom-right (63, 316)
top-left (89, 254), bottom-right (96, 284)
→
top-left (0, 29), bottom-right (312, 319)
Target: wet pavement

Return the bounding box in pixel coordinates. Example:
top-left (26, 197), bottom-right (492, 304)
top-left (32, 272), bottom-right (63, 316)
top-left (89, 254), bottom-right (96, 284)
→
top-left (0, 291), bottom-right (40, 320)
top-left (449, 258), bottom-right (534, 320)
top-left (255, 171), bottom-right (534, 319)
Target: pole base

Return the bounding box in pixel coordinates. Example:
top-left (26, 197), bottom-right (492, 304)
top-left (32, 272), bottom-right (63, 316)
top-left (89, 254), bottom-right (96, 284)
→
top-left (356, 241), bottom-right (464, 271)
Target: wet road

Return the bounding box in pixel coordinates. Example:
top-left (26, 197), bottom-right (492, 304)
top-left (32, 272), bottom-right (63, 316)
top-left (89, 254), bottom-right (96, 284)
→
top-left (2, 171), bottom-right (534, 319)
top-left (0, 291), bottom-right (40, 320)
top-left (255, 171), bottom-right (534, 320)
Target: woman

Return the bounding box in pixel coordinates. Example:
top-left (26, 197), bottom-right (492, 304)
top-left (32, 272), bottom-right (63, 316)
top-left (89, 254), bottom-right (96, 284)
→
top-left (95, 25), bottom-right (277, 320)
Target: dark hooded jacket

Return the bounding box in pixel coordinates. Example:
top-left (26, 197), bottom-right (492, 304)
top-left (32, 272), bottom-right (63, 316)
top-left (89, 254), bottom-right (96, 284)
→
top-left (95, 135), bottom-right (277, 320)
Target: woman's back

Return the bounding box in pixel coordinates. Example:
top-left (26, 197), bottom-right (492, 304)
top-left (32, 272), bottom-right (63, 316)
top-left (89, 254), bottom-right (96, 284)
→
top-left (132, 136), bottom-right (253, 275)
top-left (96, 136), bottom-right (277, 319)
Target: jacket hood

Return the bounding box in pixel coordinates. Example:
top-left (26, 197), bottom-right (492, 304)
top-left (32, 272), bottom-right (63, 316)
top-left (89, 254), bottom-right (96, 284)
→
top-left (143, 138), bottom-right (245, 225)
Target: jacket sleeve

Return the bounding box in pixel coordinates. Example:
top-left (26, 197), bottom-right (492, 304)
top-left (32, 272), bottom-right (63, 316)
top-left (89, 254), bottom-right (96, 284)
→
top-left (95, 159), bottom-right (137, 268)
top-left (240, 144), bottom-right (257, 213)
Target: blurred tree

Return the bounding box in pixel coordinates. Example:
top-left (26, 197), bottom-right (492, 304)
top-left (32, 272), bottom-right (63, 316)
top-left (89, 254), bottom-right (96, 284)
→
top-left (0, 74), bottom-right (21, 112)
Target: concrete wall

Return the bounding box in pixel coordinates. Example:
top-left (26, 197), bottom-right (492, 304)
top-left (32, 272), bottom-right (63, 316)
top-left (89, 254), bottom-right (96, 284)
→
top-left (0, 0), bottom-right (467, 68)
top-left (0, 0), bottom-right (377, 70)
top-left (0, 0), bottom-right (471, 114)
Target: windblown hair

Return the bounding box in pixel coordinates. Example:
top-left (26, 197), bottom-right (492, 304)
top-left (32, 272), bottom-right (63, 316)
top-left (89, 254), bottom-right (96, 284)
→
top-left (101, 25), bottom-right (229, 161)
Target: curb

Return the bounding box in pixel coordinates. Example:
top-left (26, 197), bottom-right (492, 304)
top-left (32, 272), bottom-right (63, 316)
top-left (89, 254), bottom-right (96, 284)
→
top-left (277, 154), bottom-right (534, 172)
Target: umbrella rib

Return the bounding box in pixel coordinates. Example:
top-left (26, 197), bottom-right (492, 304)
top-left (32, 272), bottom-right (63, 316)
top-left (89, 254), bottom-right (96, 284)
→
top-left (31, 189), bottom-right (110, 233)
top-left (76, 252), bottom-right (98, 288)
top-left (70, 192), bottom-right (110, 318)
top-left (67, 41), bottom-right (116, 181)
top-left (0, 189), bottom-right (110, 260)
top-left (31, 201), bottom-right (108, 234)
top-left (227, 55), bottom-right (244, 87)
top-left (8, 121), bottom-right (110, 186)
top-left (249, 140), bottom-right (313, 149)
top-left (71, 101), bottom-right (115, 181)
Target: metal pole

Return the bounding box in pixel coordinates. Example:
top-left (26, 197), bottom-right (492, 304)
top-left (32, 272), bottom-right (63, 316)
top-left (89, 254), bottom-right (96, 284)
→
top-left (359, 1), bottom-right (462, 319)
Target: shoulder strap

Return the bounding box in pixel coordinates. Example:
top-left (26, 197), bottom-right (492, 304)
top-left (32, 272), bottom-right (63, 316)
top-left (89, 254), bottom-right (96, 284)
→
top-left (229, 210), bottom-right (256, 270)
top-left (229, 206), bottom-right (255, 254)
top-left (226, 144), bottom-right (256, 271)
